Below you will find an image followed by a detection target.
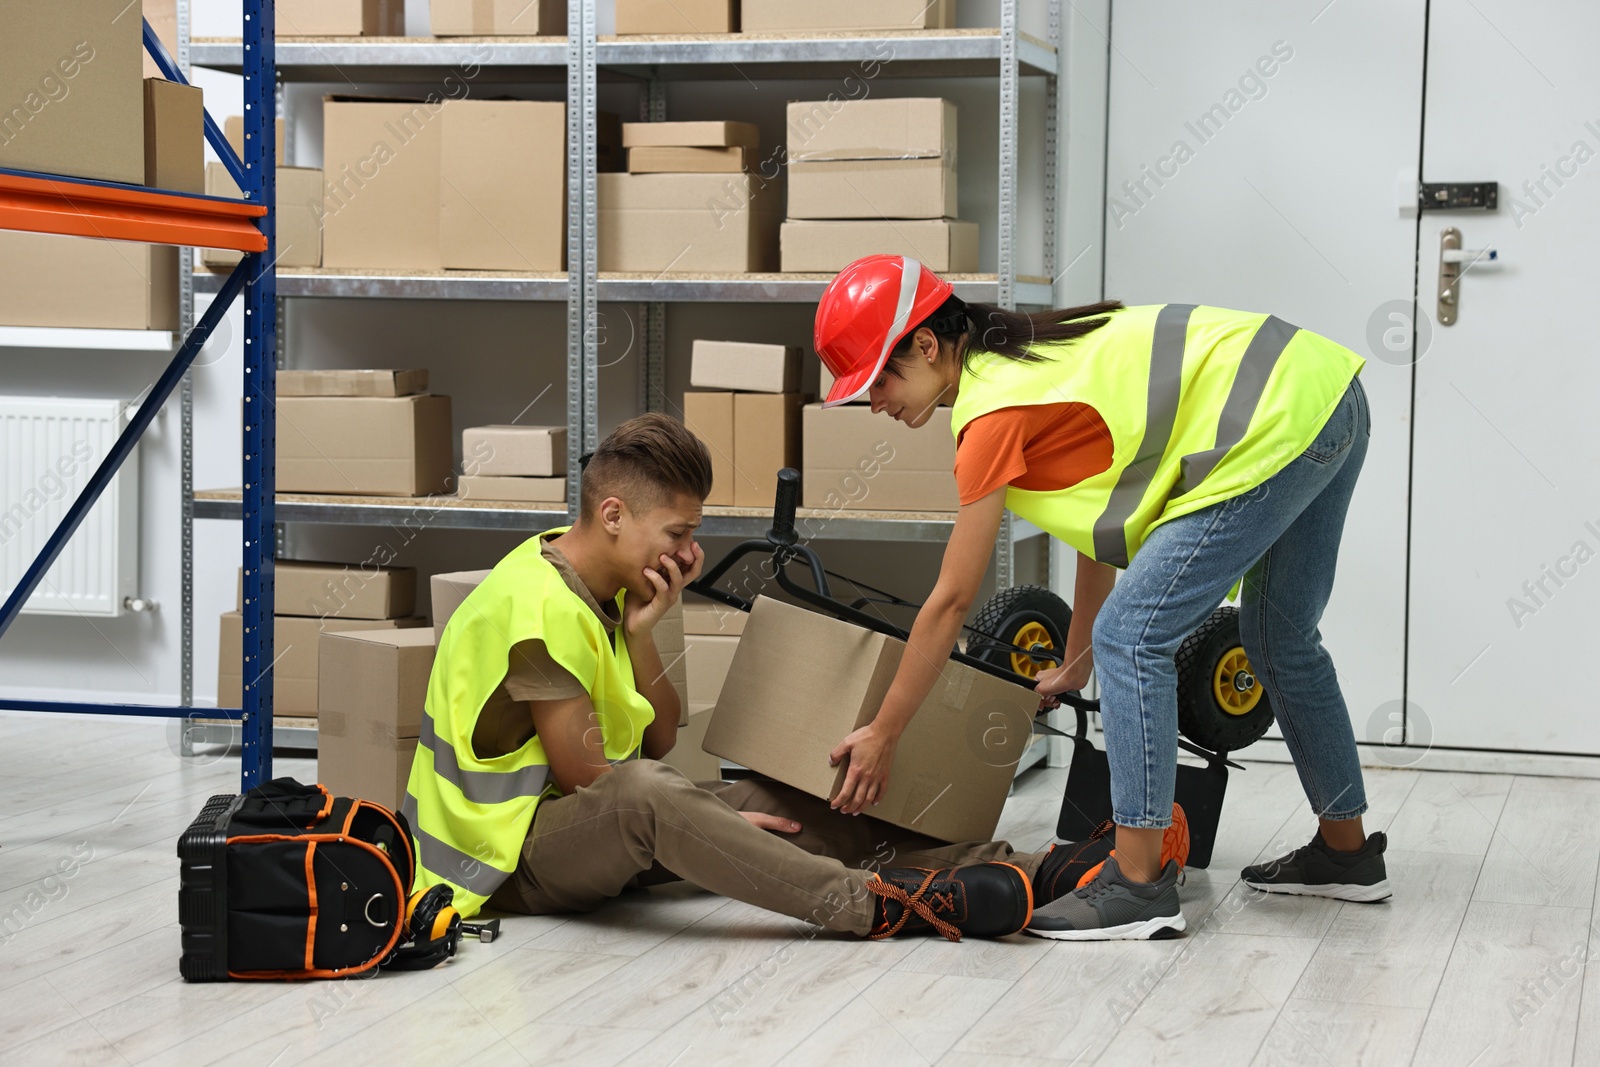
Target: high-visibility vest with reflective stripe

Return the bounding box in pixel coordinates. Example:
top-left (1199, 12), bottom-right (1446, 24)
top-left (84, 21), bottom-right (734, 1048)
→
top-left (949, 304), bottom-right (1364, 566)
top-left (401, 529), bottom-right (655, 917)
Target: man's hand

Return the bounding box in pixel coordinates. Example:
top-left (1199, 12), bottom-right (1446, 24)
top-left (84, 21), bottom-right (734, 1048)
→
top-left (828, 723), bottom-right (897, 815)
top-left (740, 812), bottom-right (801, 834)
top-left (623, 543), bottom-right (705, 638)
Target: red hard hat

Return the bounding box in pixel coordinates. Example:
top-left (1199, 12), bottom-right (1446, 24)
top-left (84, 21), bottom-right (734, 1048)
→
top-left (815, 255), bottom-right (955, 407)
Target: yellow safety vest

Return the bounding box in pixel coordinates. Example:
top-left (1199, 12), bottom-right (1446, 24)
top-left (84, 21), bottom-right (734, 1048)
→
top-left (401, 529), bottom-right (655, 916)
top-left (949, 304), bottom-right (1364, 567)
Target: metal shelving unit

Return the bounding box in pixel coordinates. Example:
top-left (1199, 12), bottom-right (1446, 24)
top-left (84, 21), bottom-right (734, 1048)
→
top-left (0, 7), bottom-right (278, 791)
top-left (182, 4), bottom-right (1064, 750)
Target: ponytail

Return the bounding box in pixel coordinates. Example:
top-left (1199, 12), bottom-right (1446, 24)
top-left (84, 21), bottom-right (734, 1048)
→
top-left (892, 296), bottom-right (1125, 366)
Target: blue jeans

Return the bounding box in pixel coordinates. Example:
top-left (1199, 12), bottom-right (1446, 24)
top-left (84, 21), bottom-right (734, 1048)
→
top-left (1095, 376), bottom-right (1372, 829)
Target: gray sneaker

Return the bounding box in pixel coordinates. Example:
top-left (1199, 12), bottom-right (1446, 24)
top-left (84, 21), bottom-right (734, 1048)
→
top-left (1023, 855), bottom-right (1186, 941)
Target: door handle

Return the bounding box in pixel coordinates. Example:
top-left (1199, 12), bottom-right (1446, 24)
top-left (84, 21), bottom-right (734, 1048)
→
top-left (1437, 228), bottom-right (1500, 325)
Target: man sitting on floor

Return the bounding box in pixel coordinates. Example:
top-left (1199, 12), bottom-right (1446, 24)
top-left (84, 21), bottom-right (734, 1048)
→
top-left (403, 413), bottom-right (1149, 940)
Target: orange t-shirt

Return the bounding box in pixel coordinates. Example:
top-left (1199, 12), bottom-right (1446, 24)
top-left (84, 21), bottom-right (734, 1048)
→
top-left (954, 402), bottom-right (1115, 506)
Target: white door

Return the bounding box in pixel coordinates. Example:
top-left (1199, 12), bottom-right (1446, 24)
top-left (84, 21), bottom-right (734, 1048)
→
top-left (1409, 0), bottom-right (1600, 752)
top-left (1103, 1), bottom-right (1426, 747)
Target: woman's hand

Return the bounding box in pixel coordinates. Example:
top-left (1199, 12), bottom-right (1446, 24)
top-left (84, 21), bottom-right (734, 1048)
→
top-left (740, 811), bottom-right (801, 834)
top-left (623, 543), bottom-right (705, 638)
top-left (828, 724), bottom-right (898, 815)
top-left (1034, 656), bottom-right (1092, 708)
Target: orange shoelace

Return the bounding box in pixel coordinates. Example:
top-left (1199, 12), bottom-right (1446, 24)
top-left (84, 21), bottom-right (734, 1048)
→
top-left (866, 870), bottom-right (962, 942)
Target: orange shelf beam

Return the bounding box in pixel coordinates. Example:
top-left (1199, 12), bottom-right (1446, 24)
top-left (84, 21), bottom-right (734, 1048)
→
top-left (0, 168), bottom-right (267, 252)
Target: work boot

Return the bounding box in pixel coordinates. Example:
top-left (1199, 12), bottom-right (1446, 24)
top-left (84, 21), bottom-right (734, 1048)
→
top-left (1241, 831), bottom-right (1391, 902)
top-left (1031, 803), bottom-right (1191, 906)
top-left (1024, 855), bottom-right (1186, 941)
top-left (866, 862), bottom-right (1033, 942)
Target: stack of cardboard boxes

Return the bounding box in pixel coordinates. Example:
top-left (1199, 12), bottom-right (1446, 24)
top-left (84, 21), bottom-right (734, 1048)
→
top-left (681, 340), bottom-right (804, 508)
top-left (615, 0), bottom-right (737, 33)
top-left (317, 628), bottom-right (435, 811)
top-left (615, 0), bottom-right (954, 33)
top-left (0, 0), bottom-right (198, 330)
top-left (218, 560), bottom-right (426, 719)
top-left (801, 400), bottom-right (959, 513)
top-left (459, 425), bottom-right (567, 503)
top-left (430, 0), bottom-right (564, 35)
top-left (276, 369), bottom-right (454, 498)
top-left (600, 122), bottom-right (779, 273)
top-left (781, 97), bottom-right (977, 275)
top-left (275, 0), bottom-right (406, 35)
top-left (203, 116), bottom-right (324, 271)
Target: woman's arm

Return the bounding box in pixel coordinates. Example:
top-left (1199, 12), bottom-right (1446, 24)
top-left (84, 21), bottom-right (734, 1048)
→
top-left (1035, 552), bottom-right (1117, 699)
top-left (828, 485), bottom-right (1008, 814)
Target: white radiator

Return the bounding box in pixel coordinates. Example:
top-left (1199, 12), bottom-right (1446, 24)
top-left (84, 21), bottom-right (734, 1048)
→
top-left (0, 396), bottom-right (139, 618)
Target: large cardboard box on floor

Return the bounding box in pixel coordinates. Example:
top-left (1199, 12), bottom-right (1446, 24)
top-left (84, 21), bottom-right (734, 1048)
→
top-left (802, 403), bottom-right (958, 512)
top-left (430, 0), bottom-right (565, 35)
top-left (704, 596), bottom-right (1035, 843)
top-left (685, 633), bottom-right (740, 705)
top-left (786, 98), bottom-right (957, 220)
top-left (430, 569), bottom-right (492, 644)
top-left (216, 612), bottom-right (426, 716)
top-left (278, 0), bottom-right (405, 35)
top-left (681, 391), bottom-right (735, 506)
top-left (782, 219), bottom-right (978, 274)
top-left (732, 393), bottom-right (803, 508)
top-left (0, 231), bottom-right (177, 330)
top-left (597, 173), bottom-right (781, 273)
top-left (204, 162), bottom-right (325, 269)
top-left (0, 0), bottom-right (144, 184)
top-left (317, 629), bottom-right (436, 810)
top-left (440, 100), bottom-right (565, 270)
top-left (276, 395), bottom-right (454, 497)
top-left (321, 97), bottom-right (444, 270)
top-left (462, 425), bottom-right (566, 477)
top-left (615, 0), bottom-right (736, 34)
top-left (661, 701), bottom-right (720, 781)
top-left (741, 0), bottom-right (953, 31)
top-left (236, 561), bottom-right (417, 620)
top-left (144, 79), bottom-right (203, 194)
top-left (691, 340), bottom-right (801, 394)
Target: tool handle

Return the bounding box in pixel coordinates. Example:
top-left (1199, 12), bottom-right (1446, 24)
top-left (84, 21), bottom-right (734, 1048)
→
top-left (769, 468), bottom-right (800, 547)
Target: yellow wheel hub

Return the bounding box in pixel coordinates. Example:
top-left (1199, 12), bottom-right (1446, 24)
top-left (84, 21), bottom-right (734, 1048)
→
top-left (1213, 647), bottom-right (1262, 715)
top-left (1009, 622), bottom-right (1056, 680)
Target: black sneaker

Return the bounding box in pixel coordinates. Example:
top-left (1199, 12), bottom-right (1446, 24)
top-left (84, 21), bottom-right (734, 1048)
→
top-left (1024, 855), bottom-right (1186, 941)
top-left (866, 863), bottom-right (1034, 942)
top-left (1241, 831), bottom-right (1392, 902)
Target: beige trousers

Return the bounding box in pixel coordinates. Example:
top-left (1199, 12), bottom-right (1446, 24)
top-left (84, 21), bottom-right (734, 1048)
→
top-left (486, 761), bottom-right (1045, 936)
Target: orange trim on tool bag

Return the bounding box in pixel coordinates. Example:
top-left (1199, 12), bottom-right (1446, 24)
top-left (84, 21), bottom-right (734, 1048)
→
top-left (308, 784), bottom-right (334, 826)
top-left (304, 841), bottom-right (319, 971)
top-left (223, 835), bottom-right (408, 980)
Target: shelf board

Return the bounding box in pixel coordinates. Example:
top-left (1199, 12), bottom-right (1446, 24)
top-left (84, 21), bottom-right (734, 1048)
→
top-left (193, 268), bottom-right (1053, 306)
top-left (191, 30), bottom-right (1056, 81)
top-left (194, 489), bottom-right (1048, 543)
top-left (0, 326), bottom-right (174, 351)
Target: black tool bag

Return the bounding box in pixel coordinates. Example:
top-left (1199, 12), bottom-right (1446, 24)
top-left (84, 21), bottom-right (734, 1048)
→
top-left (178, 778), bottom-right (414, 981)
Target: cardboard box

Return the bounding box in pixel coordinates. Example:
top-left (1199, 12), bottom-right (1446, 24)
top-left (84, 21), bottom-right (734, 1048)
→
top-left (456, 475), bottom-right (567, 503)
top-left (597, 172), bottom-right (781, 272)
top-left (628, 146), bottom-right (746, 174)
top-left (0, 0), bottom-right (144, 184)
top-left (203, 163), bottom-right (325, 270)
top-left (621, 121), bottom-right (760, 149)
top-left (216, 612), bottom-right (425, 716)
top-left (462, 425), bottom-right (566, 477)
top-left (279, 369), bottom-right (429, 397)
top-left (276, 395), bottom-right (454, 497)
top-left (781, 219), bottom-right (978, 273)
top-left (144, 79), bottom-right (203, 194)
top-left (660, 701), bottom-right (720, 782)
top-left (787, 157), bottom-right (956, 220)
top-left (655, 600), bottom-right (688, 716)
top-left (318, 628), bottom-right (436, 742)
top-left (143, 0), bottom-right (177, 81)
top-left (733, 393), bottom-right (803, 508)
top-left (691, 340), bottom-right (801, 394)
top-left (787, 98), bottom-right (956, 162)
top-left (236, 560), bottom-right (418, 620)
top-left (615, 0), bottom-right (736, 34)
top-left (683, 598), bottom-right (748, 636)
top-left (0, 231), bottom-right (177, 330)
top-left (741, 0), bottom-right (953, 31)
top-left (278, 0), bottom-right (405, 35)
top-left (322, 97), bottom-right (443, 270)
top-left (430, 0), bottom-right (565, 35)
top-left (682, 391), bottom-right (734, 507)
top-left (686, 633), bottom-right (740, 705)
top-left (802, 403), bottom-right (958, 511)
top-left (224, 115), bottom-right (287, 161)
top-left (704, 596), bottom-right (1035, 843)
top-left (440, 99), bottom-right (565, 270)
top-left (430, 569), bottom-right (491, 644)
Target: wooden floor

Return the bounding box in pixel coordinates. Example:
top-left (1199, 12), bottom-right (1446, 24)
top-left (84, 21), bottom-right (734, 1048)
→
top-left (4, 711), bottom-right (1597, 1066)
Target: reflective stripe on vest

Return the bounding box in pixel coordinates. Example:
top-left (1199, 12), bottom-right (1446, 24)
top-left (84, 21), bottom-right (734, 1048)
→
top-left (949, 305), bottom-right (1364, 566)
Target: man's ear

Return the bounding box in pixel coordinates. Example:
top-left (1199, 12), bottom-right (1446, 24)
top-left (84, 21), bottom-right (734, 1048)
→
top-left (600, 496), bottom-right (626, 533)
